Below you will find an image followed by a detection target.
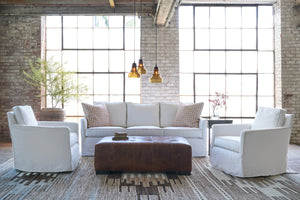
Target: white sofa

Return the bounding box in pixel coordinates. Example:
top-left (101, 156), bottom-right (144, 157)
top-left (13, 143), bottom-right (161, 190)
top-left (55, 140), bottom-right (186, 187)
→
top-left (81, 102), bottom-right (208, 157)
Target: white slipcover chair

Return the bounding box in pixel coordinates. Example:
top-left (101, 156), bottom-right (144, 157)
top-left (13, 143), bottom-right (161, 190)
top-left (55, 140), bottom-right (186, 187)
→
top-left (7, 105), bottom-right (80, 172)
top-left (210, 107), bottom-right (293, 177)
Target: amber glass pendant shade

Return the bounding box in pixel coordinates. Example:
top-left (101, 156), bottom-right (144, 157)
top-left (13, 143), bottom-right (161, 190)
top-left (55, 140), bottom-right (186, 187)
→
top-left (150, 25), bottom-right (162, 83)
top-left (137, 58), bottom-right (146, 74)
top-left (150, 65), bottom-right (162, 83)
top-left (128, 62), bottom-right (140, 78)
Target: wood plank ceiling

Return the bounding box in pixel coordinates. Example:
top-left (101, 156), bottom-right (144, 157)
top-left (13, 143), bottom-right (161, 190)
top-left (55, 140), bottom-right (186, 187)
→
top-left (0, 0), bottom-right (180, 26)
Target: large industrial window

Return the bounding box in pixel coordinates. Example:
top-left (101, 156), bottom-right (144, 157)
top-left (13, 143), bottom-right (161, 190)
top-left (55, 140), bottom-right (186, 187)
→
top-left (179, 5), bottom-right (275, 123)
top-left (45, 16), bottom-right (141, 119)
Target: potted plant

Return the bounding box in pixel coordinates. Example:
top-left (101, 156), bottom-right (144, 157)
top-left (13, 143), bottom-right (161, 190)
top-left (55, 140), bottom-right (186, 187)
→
top-left (23, 58), bottom-right (87, 121)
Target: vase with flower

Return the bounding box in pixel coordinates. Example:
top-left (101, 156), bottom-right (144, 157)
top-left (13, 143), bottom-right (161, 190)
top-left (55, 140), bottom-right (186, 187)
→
top-left (209, 92), bottom-right (228, 119)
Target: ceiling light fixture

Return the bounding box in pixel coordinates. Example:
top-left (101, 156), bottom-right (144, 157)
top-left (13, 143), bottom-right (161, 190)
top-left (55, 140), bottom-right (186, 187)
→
top-left (137, 0), bottom-right (146, 74)
top-left (138, 58), bottom-right (146, 74)
top-left (128, 0), bottom-right (140, 78)
top-left (150, 25), bottom-right (162, 83)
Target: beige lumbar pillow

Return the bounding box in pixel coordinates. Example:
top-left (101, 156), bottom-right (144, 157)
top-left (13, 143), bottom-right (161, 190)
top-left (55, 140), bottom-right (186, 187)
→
top-left (172, 102), bottom-right (204, 128)
top-left (81, 102), bottom-right (111, 128)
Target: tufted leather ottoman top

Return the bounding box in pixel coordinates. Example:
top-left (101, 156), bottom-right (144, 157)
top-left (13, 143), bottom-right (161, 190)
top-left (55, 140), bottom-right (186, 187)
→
top-left (94, 136), bottom-right (192, 174)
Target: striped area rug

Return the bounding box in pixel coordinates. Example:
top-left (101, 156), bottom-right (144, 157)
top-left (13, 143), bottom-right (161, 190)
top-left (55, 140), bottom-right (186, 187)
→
top-left (0, 157), bottom-right (300, 200)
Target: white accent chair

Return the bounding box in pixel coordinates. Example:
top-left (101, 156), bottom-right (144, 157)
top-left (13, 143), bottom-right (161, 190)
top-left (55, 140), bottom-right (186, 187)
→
top-left (7, 105), bottom-right (80, 172)
top-left (210, 107), bottom-right (293, 177)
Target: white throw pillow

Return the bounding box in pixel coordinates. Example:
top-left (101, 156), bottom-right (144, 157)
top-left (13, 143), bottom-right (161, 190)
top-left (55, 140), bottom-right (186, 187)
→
top-left (160, 103), bottom-right (179, 127)
top-left (127, 103), bottom-right (160, 127)
top-left (94, 102), bottom-right (127, 127)
top-left (12, 105), bottom-right (38, 126)
top-left (252, 107), bottom-right (286, 129)
top-left (82, 103), bottom-right (111, 128)
top-left (172, 102), bottom-right (204, 128)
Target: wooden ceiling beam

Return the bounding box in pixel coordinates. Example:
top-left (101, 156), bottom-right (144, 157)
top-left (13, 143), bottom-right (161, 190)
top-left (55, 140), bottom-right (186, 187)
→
top-left (0, 3), bottom-right (156, 16)
top-left (155, 0), bottom-right (180, 26)
top-left (0, 0), bottom-right (157, 16)
top-left (0, 0), bottom-right (155, 5)
top-left (109, 0), bottom-right (115, 8)
top-left (0, 0), bottom-right (182, 25)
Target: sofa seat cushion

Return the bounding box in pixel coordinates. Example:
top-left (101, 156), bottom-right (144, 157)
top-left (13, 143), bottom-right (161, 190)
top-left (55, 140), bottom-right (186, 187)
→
top-left (70, 132), bottom-right (78, 147)
top-left (214, 136), bottom-right (240, 153)
top-left (126, 126), bottom-right (163, 136)
top-left (163, 127), bottom-right (203, 138)
top-left (86, 127), bottom-right (126, 137)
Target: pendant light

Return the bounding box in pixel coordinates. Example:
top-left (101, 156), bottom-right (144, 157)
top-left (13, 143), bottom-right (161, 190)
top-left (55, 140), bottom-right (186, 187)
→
top-left (137, 0), bottom-right (146, 74)
top-left (150, 25), bottom-right (162, 83)
top-left (128, 62), bottom-right (140, 78)
top-left (138, 58), bottom-right (146, 74)
top-left (128, 0), bottom-right (140, 78)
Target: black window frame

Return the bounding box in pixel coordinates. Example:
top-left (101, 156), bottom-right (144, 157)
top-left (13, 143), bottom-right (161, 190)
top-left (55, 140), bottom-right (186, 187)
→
top-left (61, 16), bottom-right (126, 51)
top-left (179, 4), bottom-right (275, 120)
top-left (45, 15), bottom-right (141, 118)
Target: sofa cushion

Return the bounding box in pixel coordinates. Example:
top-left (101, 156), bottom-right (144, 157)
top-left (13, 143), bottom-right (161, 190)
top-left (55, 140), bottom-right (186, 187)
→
top-left (127, 103), bottom-right (160, 127)
top-left (126, 126), bottom-right (163, 136)
top-left (160, 103), bottom-right (179, 127)
top-left (94, 102), bottom-right (126, 127)
top-left (252, 107), bottom-right (286, 129)
top-left (12, 105), bottom-right (38, 126)
top-left (86, 127), bottom-right (126, 137)
top-left (173, 103), bottom-right (204, 128)
top-left (163, 127), bottom-right (203, 138)
top-left (82, 103), bottom-right (111, 128)
top-left (214, 136), bottom-right (240, 153)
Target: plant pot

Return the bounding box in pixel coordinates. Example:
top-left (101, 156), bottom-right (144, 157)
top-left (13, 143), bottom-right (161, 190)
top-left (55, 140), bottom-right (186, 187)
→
top-left (40, 108), bottom-right (66, 121)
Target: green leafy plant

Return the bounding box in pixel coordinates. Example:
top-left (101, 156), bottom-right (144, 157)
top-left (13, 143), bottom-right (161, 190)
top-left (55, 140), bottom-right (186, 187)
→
top-left (23, 58), bottom-right (87, 108)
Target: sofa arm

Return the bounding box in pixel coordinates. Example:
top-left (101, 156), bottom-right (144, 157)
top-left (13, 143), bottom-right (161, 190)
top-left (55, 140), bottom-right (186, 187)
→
top-left (241, 127), bottom-right (291, 156)
top-left (80, 118), bottom-right (88, 142)
top-left (199, 118), bottom-right (207, 140)
top-left (38, 121), bottom-right (79, 134)
top-left (211, 123), bottom-right (251, 147)
top-left (11, 125), bottom-right (72, 150)
top-left (212, 123), bottom-right (252, 137)
top-left (10, 125), bottom-right (73, 169)
top-left (240, 127), bottom-right (291, 173)
top-left (11, 124), bottom-right (71, 139)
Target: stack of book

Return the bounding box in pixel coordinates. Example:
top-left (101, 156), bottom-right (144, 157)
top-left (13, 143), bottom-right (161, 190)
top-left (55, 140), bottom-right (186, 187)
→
top-left (112, 132), bottom-right (128, 140)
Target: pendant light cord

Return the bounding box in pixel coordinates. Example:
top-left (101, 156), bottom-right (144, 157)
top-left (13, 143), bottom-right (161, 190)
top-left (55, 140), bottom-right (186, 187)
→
top-left (133, 0), bottom-right (136, 62)
top-left (155, 24), bottom-right (157, 65)
top-left (140, 0), bottom-right (142, 58)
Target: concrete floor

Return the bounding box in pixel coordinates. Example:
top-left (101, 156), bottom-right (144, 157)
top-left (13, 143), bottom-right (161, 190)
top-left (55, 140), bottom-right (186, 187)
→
top-left (287, 144), bottom-right (300, 173)
top-left (0, 142), bottom-right (300, 173)
top-left (0, 142), bottom-right (12, 164)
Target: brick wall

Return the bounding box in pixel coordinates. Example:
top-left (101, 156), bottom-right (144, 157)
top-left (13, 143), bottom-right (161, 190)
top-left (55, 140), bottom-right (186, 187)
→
top-left (140, 11), bottom-right (179, 103)
top-left (274, 1), bottom-right (282, 108)
top-left (0, 16), bottom-right (41, 141)
top-left (281, 0), bottom-right (300, 144)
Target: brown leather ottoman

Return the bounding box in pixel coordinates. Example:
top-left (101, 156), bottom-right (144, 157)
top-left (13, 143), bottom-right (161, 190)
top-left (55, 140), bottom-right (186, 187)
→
top-left (94, 136), bottom-right (192, 175)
